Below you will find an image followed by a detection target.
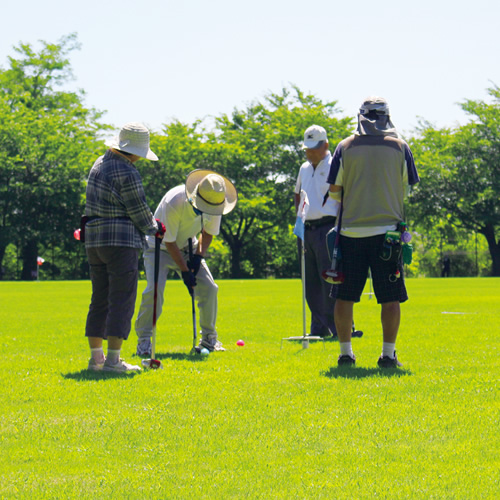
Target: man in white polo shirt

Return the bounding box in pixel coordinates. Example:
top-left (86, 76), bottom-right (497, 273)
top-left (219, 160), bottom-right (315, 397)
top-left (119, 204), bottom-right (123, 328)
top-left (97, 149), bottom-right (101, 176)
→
top-left (295, 125), bottom-right (343, 338)
top-left (135, 170), bottom-right (237, 355)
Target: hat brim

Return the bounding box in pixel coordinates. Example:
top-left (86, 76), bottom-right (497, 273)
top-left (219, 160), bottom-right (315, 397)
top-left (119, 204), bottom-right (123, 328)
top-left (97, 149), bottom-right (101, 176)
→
top-left (105, 136), bottom-right (158, 161)
top-left (185, 169), bottom-right (238, 216)
top-left (302, 139), bottom-right (326, 150)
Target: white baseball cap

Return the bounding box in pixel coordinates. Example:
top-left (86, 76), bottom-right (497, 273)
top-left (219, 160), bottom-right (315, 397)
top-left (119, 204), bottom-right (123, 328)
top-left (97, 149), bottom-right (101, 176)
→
top-left (302, 125), bottom-right (328, 149)
top-left (105, 122), bottom-right (158, 161)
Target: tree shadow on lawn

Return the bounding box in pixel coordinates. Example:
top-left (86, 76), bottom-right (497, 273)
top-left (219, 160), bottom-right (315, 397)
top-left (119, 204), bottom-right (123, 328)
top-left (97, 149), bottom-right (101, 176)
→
top-left (322, 366), bottom-right (413, 379)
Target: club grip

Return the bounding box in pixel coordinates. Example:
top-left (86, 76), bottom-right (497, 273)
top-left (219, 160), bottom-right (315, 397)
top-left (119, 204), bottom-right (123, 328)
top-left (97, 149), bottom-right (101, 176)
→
top-left (188, 237), bottom-right (193, 260)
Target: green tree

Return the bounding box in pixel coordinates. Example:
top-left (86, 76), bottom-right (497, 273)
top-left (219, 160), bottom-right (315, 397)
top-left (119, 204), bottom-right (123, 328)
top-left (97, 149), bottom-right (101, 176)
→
top-left (409, 86), bottom-right (500, 276)
top-left (0, 34), bottom-right (107, 279)
top-left (202, 86), bottom-right (353, 278)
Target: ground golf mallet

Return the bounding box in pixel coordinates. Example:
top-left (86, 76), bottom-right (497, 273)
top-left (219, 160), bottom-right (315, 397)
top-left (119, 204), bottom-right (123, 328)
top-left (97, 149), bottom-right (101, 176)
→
top-left (322, 195), bottom-right (345, 285)
top-left (188, 238), bottom-right (198, 353)
top-left (142, 236), bottom-right (163, 369)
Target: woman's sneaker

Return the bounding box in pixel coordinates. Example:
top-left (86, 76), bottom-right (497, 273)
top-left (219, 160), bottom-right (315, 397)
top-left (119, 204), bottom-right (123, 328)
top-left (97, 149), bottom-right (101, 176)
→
top-left (87, 358), bottom-right (105, 371)
top-left (103, 358), bottom-right (142, 372)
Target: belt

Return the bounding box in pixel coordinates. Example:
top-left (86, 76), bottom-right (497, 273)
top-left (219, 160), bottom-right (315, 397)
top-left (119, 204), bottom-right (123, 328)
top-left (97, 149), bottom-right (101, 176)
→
top-left (87, 216), bottom-right (130, 222)
top-left (304, 216), bottom-right (336, 230)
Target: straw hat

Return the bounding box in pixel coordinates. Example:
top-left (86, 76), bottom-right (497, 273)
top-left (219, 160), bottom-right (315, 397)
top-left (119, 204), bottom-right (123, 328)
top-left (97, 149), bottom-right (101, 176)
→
top-left (185, 170), bottom-right (237, 216)
top-left (106, 122), bottom-right (158, 161)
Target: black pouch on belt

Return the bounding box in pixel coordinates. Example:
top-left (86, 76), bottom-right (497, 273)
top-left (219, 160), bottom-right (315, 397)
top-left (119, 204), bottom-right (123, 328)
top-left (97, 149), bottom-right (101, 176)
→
top-left (379, 231), bottom-right (402, 263)
top-left (79, 215), bottom-right (89, 243)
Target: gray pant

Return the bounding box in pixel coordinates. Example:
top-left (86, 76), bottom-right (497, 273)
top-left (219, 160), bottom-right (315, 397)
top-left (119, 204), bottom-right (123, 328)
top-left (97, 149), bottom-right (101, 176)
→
top-left (85, 246), bottom-right (140, 340)
top-left (303, 223), bottom-right (336, 336)
top-left (135, 247), bottom-right (218, 339)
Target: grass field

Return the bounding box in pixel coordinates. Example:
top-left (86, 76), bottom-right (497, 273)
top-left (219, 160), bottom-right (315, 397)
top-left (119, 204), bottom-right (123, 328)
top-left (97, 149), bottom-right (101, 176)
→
top-left (0, 278), bottom-right (498, 499)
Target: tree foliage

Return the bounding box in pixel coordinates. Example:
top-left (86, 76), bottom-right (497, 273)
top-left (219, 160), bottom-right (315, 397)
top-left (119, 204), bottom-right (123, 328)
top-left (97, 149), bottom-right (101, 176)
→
top-left (0, 34), bottom-right (107, 279)
top-left (201, 86), bottom-right (354, 277)
top-left (409, 85), bottom-right (500, 276)
top-left (1, 34), bottom-right (498, 279)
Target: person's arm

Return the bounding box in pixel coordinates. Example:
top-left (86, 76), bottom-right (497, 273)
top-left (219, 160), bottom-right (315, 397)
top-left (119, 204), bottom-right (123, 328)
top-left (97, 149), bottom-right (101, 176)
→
top-left (121, 171), bottom-right (157, 235)
top-left (293, 167), bottom-right (304, 213)
top-left (294, 192), bottom-right (301, 212)
top-left (403, 143), bottom-right (419, 198)
top-left (325, 143), bottom-right (343, 204)
top-left (196, 229), bottom-right (213, 257)
top-left (328, 184), bottom-right (342, 201)
top-left (164, 241), bottom-right (189, 272)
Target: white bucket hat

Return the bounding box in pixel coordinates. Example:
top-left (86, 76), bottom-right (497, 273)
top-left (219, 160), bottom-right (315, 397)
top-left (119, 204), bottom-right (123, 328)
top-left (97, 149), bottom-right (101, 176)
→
top-left (185, 170), bottom-right (238, 216)
top-left (105, 122), bottom-right (158, 161)
top-left (302, 125), bottom-right (328, 149)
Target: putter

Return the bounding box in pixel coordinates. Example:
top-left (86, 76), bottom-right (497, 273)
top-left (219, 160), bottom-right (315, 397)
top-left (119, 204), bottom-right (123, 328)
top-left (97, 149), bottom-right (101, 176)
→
top-left (142, 236), bottom-right (163, 369)
top-left (188, 238), bottom-right (198, 354)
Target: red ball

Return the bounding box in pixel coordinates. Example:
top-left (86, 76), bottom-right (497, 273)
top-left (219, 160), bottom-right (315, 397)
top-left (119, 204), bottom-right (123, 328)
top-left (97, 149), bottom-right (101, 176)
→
top-left (236, 340), bottom-right (245, 346)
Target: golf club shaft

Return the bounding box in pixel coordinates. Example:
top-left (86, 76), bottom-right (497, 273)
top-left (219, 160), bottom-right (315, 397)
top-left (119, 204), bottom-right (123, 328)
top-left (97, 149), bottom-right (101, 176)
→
top-left (188, 238), bottom-right (197, 349)
top-left (152, 236), bottom-right (160, 359)
top-left (301, 238), bottom-right (306, 338)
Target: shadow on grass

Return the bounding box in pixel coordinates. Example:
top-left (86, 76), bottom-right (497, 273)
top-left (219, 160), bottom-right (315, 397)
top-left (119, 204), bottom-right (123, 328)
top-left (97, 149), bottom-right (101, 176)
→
top-left (322, 366), bottom-right (413, 379)
top-left (62, 370), bottom-right (140, 381)
top-left (155, 352), bottom-right (207, 363)
top-left (131, 351), bottom-right (207, 363)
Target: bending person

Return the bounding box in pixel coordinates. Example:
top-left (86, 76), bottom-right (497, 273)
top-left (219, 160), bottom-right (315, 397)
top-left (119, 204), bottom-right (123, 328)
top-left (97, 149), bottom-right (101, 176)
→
top-left (135, 170), bottom-right (237, 355)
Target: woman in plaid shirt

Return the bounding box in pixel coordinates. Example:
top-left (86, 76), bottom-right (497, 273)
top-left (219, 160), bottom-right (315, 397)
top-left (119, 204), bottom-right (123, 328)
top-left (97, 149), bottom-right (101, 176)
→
top-left (85, 123), bottom-right (164, 372)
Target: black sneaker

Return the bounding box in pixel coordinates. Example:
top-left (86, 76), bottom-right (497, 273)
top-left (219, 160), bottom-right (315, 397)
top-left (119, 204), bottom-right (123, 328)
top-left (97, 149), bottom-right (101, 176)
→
top-left (338, 354), bottom-right (356, 366)
top-left (377, 351), bottom-right (403, 368)
top-left (352, 330), bottom-right (363, 338)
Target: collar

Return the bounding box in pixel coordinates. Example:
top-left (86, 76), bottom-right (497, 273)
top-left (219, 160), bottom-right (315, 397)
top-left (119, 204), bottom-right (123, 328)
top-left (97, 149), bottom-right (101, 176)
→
top-left (107, 149), bottom-right (136, 166)
top-left (308, 151), bottom-right (332, 170)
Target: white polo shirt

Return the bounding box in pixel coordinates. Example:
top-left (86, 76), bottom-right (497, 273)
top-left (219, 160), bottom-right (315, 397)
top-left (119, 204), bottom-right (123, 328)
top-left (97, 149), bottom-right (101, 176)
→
top-left (146, 185), bottom-right (221, 250)
top-left (295, 152), bottom-right (340, 221)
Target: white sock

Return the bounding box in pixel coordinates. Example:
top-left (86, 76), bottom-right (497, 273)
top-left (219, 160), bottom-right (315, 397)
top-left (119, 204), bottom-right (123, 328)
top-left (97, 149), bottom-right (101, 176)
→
top-left (107, 349), bottom-right (120, 364)
top-left (382, 342), bottom-right (396, 359)
top-left (340, 342), bottom-right (354, 357)
top-left (90, 347), bottom-right (105, 364)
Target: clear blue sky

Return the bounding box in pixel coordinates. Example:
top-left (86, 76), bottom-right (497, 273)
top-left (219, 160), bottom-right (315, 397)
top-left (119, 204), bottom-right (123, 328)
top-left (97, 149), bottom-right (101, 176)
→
top-left (2, 0), bottom-right (499, 137)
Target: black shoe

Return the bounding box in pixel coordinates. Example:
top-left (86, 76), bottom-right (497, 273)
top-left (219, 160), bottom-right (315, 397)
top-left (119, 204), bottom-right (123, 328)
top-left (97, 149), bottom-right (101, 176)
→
top-left (338, 354), bottom-right (356, 366)
top-left (377, 351), bottom-right (403, 368)
top-left (352, 330), bottom-right (363, 338)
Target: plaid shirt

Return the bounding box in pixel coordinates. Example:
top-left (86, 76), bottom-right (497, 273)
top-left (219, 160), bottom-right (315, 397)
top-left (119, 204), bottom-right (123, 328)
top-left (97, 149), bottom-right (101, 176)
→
top-left (84, 150), bottom-right (157, 249)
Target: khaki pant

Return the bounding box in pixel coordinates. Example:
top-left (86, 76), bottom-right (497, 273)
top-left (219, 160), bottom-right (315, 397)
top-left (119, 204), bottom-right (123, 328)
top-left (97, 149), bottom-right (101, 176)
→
top-left (135, 246), bottom-right (218, 339)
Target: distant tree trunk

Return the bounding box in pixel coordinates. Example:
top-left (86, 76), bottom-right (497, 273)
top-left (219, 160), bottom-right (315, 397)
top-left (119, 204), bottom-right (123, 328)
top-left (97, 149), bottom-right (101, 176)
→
top-left (0, 243), bottom-right (6, 280)
top-left (481, 224), bottom-right (500, 277)
top-left (21, 239), bottom-right (38, 281)
top-left (230, 241), bottom-right (243, 279)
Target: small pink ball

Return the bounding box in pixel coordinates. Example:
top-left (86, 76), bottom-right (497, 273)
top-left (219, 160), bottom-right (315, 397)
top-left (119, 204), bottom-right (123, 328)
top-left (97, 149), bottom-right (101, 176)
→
top-left (236, 340), bottom-right (245, 346)
top-left (73, 229), bottom-right (81, 241)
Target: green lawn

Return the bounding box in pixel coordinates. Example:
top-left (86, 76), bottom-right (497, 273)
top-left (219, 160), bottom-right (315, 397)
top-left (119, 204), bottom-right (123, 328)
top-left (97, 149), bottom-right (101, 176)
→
top-left (0, 278), bottom-right (498, 499)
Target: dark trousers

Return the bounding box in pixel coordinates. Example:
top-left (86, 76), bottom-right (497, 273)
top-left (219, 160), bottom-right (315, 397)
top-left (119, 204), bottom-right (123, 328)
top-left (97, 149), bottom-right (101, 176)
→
top-left (85, 246), bottom-right (140, 340)
top-left (303, 221), bottom-right (336, 336)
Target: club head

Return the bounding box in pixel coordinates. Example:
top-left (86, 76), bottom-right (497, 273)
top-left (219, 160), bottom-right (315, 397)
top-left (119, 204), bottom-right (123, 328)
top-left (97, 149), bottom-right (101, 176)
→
top-left (322, 269), bottom-right (345, 284)
top-left (141, 358), bottom-right (163, 369)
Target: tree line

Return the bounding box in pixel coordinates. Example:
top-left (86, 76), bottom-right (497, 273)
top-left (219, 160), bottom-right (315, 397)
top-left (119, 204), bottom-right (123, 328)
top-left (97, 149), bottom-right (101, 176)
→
top-left (0, 35), bottom-right (498, 279)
